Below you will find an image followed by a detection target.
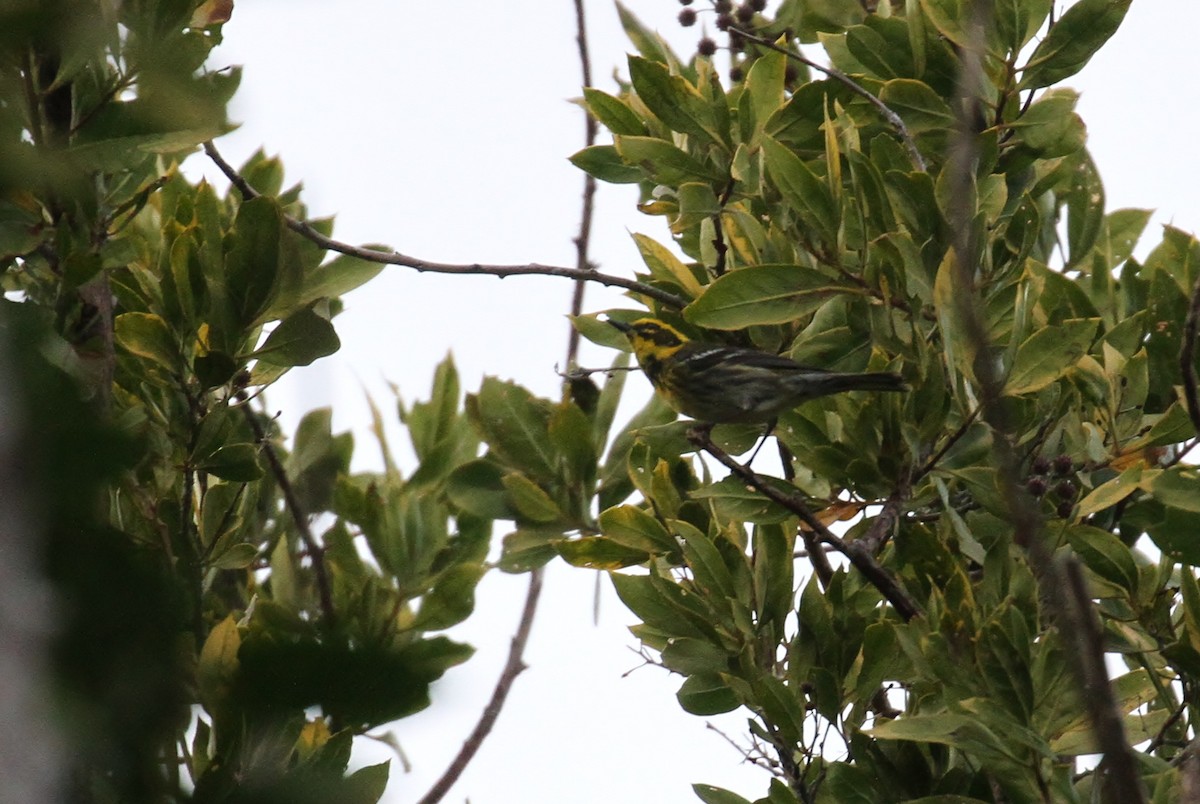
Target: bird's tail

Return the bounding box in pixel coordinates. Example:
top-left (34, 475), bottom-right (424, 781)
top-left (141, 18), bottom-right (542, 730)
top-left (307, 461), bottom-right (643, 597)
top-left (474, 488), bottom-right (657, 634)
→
top-left (787, 371), bottom-right (909, 399)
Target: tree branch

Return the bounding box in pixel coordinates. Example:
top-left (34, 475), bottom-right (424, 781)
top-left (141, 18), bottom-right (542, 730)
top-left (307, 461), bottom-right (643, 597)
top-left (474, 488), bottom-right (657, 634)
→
top-left (241, 405), bottom-right (336, 628)
top-left (566, 0), bottom-right (599, 369)
top-left (730, 28), bottom-right (927, 173)
top-left (688, 429), bottom-right (921, 622)
top-left (415, 568), bottom-right (544, 804)
top-left (945, 4), bottom-right (1145, 801)
top-left (202, 140), bottom-right (687, 311)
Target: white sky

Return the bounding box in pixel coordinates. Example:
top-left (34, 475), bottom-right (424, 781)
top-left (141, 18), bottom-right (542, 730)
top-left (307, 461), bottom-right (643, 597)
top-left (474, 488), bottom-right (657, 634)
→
top-left (184, 2), bottom-right (1200, 802)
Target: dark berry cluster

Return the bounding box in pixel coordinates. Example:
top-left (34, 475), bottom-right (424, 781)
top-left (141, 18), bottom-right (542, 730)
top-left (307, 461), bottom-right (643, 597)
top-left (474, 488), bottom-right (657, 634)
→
top-left (1027, 453), bottom-right (1079, 519)
top-left (676, 0), bottom-right (784, 83)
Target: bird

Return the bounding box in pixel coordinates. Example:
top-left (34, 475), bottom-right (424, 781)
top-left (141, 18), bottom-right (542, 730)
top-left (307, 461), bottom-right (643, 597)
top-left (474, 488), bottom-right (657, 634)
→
top-left (607, 316), bottom-right (907, 457)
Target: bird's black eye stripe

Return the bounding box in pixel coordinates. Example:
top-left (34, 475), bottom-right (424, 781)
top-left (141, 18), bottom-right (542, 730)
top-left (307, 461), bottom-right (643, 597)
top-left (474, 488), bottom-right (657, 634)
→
top-left (635, 322), bottom-right (681, 347)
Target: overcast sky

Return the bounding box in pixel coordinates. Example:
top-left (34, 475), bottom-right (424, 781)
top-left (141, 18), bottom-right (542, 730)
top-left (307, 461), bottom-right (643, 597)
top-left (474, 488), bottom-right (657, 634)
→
top-left (185, 2), bottom-right (1200, 801)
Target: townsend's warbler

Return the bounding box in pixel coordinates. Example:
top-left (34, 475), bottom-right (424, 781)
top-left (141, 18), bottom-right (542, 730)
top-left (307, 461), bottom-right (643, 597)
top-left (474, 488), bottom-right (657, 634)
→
top-left (608, 317), bottom-right (907, 425)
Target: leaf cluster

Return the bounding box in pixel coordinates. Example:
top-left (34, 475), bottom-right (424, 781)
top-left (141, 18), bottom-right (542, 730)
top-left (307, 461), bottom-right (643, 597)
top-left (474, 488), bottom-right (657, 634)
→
top-left (473, 2), bottom-right (1200, 801)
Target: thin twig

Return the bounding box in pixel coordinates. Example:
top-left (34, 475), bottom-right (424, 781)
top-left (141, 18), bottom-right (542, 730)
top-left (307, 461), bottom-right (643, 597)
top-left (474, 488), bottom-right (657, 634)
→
top-left (730, 28), bottom-right (927, 173)
top-left (1180, 272), bottom-right (1200, 438)
top-left (566, 0), bottom-right (599, 369)
top-left (415, 569), bottom-right (544, 804)
top-left (241, 405), bottom-right (336, 628)
top-left (689, 429), bottom-right (921, 621)
top-left (202, 141), bottom-right (687, 310)
top-left (913, 406), bottom-right (981, 481)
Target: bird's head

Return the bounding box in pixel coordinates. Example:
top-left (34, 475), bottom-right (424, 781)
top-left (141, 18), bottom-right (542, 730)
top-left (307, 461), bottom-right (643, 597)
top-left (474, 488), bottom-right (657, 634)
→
top-left (607, 317), bottom-right (689, 364)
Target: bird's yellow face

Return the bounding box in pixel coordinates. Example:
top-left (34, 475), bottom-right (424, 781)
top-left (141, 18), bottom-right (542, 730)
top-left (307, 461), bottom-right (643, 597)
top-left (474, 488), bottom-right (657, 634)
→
top-left (609, 317), bottom-right (688, 366)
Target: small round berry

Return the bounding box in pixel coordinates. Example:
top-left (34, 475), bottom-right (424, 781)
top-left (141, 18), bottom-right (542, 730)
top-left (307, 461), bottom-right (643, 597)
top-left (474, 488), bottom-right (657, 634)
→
top-left (715, 11), bottom-right (733, 30)
top-left (679, 0), bottom-right (694, 4)
top-left (697, 36), bottom-right (717, 56)
top-left (729, 65), bottom-right (744, 82)
top-left (736, 3), bottom-right (755, 23)
top-left (1055, 480), bottom-right (1078, 502)
top-left (784, 64), bottom-right (799, 83)
top-left (1031, 455), bottom-right (1050, 475)
top-left (1052, 454), bottom-right (1074, 476)
top-left (1026, 477), bottom-right (1047, 498)
top-left (715, 0), bottom-right (733, 11)
top-left (750, 0), bottom-right (767, 9)
top-left (679, 7), bottom-right (697, 25)
top-left (1056, 500), bottom-right (1075, 519)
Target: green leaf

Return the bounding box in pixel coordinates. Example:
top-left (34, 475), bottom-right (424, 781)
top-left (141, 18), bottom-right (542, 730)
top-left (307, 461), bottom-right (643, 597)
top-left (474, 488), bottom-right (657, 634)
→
top-left (762, 136), bottom-right (837, 246)
top-left (445, 460), bottom-right (516, 520)
top-left (598, 504), bottom-right (678, 554)
top-left (251, 305), bottom-right (340, 367)
top-left (629, 56), bottom-right (722, 145)
top-left (1146, 507), bottom-right (1200, 566)
top-left (1004, 318), bottom-right (1098, 395)
top-left (197, 443), bottom-right (263, 481)
top-left (677, 674), bottom-right (739, 715)
top-left (681, 529), bottom-right (735, 600)
top-left (549, 400), bottom-right (596, 490)
top-left (208, 542), bottom-right (259, 570)
top-left (690, 476), bottom-right (795, 524)
top-left (412, 564), bottom-right (486, 630)
top-left (995, 0), bottom-right (1053, 53)
top-left (751, 674), bottom-right (806, 748)
top-left (568, 144), bottom-right (645, 184)
top-left (692, 784), bottom-right (752, 804)
top-left (197, 615), bottom-right (240, 713)
top-left (501, 472), bottom-right (562, 524)
top-left (615, 1), bottom-right (672, 65)
top-left (225, 195), bottom-right (283, 327)
top-left (743, 47), bottom-right (786, 137)
top-left (302, 253), bottom-right (386, 301)
top-left (609, 571), bottom-right (718, 641)
top-left (1019, 0), bottom-right (1132, 89)
top-left (1064, 524), bottom-right (1138, 593)
top-left (1075, 465), bottom-right (1147, 518)
top-left (1150, 466), bottom-right (1200, 514)
top-left (553, 536), bottom-right (648, 570)
top-left (685, 264), bottom-right (854, 329)
top-left (497, 528), bottom-right (560, 573)
top-left (343, 761), bottom-right (390, 804)
top-left (467, 378), bottom-right (556, 480)
top-left (1009, 89), bottom-right (1085, 159)
top-left (614, 135), bottom-right (724, 185)
top-left (582, 88), bottom-right (647, 136)
top-left (868, 711), bottom-right (1003, 752)
top-left (661, 638), bottom-right (731, 676)
top-left (114, 312), bottom-right (178, 371)
top-left (632, 232), bottom-right (704, 298)
top-left (878, 79), bottom-right (955, 135)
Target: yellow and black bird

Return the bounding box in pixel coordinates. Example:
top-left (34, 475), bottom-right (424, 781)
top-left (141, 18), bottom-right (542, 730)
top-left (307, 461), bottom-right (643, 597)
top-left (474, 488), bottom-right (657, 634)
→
top-left (608, 316), bottom-right (907, 428)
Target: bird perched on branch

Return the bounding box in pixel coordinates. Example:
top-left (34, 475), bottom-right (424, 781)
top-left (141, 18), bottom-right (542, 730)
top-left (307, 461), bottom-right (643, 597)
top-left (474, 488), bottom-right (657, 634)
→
top-left (607, 317), bottom-right (907, 451)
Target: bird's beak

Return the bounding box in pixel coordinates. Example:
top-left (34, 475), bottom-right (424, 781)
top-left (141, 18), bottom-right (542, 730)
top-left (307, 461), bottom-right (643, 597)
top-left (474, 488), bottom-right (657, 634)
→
top-left (606, 317), bottom-right (632, 334)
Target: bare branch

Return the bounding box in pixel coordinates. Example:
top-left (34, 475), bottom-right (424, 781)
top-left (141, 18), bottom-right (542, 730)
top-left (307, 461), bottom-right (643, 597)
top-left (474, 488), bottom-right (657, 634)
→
top-left (730, 28), bottom-right (927, 173)
top-left (566, 0), bottom-right (600, 369)
top-left (241, 405), bottom-right (336, 628)
top-left (202, 141), bottom-right (687, 311)
top-left (415, 568), bottom-right (544, 804)
top-left (688, 428), bottom-right (921, 622)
